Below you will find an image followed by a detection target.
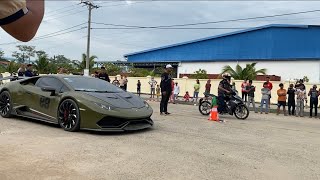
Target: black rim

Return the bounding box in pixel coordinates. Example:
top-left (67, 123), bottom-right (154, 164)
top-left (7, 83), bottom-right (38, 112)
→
top-left (235, 105), bottom-right (249, 119)
top-left (0, 93), bottom-right (10, 116)
top-left (58, 100), bottom-right (78, 130)
top-left (200, 101), bottom-right (211, 115)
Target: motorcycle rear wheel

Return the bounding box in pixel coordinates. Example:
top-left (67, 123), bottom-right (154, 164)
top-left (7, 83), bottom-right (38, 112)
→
top-left (234, 104), bottom-right (249, 120)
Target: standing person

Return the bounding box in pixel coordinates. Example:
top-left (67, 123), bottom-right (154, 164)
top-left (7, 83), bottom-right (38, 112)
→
top-left (148, 77), bottom-right (157, 99)
top-left (277, 83), bottom-right (287, 116)
top-left (112, 77), bottom-right (120, 87)
top-left (264, 77), bottom-right (273, 108)
top-left (296, 84), bottom-right (307, 117)
top-left (241, 79), bottom-right (248, 102)
top-left (0, 0), bottom-right (44, 42)
top-left (260, 82), bottom-right (271, 114)
top-left (24, 64), bottom-right (34, 77)
top-left (193, 79), bottom-right (200, 103)
top-left (98, 67), bottom-right (110, 82)
top-left (160, 64), bottom-right (173, 115)
top-left (156, 85), bottom-right (161, 102)
top-left (137, 80), bottom-right (141, 97)
top-left (173, 82), bottom-right (180, 104)
top-left (119, 75), bottom-right (127, 90)
top-left (308, 85), bottom-right (319, 118)
top-left (123, 75), bottom-right (128, 91)
top-left (246, 80), bottom-right (257, 113)
top-left (17, 64), bottom-right (25, 76)
top-left (205, 79), bottom-right (212, 95)
top-left (170, 79), bottom-right (175, 103)
top-left (287, 84), bottom-right (296, 116)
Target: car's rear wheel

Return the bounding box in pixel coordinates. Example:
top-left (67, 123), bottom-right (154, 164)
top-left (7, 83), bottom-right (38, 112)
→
top-left (58, 99), bottom-right (80, 132)
top-left (0, 91), bottom-right (12, 118)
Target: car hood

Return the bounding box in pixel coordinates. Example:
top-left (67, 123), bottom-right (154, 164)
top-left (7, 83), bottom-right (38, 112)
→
top-left (84, 91), bottom-right (145, 109)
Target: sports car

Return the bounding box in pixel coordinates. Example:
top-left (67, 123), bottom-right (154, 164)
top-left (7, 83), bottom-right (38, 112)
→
top-left (0, 75), bottom-right (153, 132)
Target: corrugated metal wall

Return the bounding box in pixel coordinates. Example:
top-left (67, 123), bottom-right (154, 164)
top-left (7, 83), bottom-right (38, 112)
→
top-left (126, 26), bottom-right (320, 62)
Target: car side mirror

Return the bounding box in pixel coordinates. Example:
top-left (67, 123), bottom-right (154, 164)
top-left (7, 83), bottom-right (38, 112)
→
top-left (41, 86), bottom-right (56, 96)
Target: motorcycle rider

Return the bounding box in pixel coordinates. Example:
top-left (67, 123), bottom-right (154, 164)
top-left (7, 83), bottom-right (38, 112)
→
top-left (217, 73), bottom-right (232, 113)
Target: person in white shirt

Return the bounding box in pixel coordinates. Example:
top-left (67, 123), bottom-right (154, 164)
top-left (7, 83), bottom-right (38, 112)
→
top-left (148, 77), bottom-right (157, 99)
top-left (173, 82), bottom-right (180, 104)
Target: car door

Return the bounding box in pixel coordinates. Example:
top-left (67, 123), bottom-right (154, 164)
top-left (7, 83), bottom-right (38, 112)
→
top-left (31, 77), bottom-right (67, 122)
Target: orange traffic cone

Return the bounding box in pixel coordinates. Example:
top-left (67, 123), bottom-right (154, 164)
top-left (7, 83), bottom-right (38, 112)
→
top-left (208, 106), bottom-right (219, 121)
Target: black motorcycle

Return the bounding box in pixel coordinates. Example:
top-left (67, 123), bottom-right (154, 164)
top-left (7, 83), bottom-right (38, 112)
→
top-left (198, 89), bottom-right (249, 120)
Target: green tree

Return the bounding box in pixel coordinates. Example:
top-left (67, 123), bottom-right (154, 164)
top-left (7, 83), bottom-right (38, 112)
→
top-left (190, 69), bottom-right (208, 79)
top-left (7, 61), bottom-right (20, 74)
top-left (0, 50), bottom-right (4, 60)
top-left (103, 62), bottom-right (121, 76)
top-left (221, 63), bottom-right (266, 80)
top-left (12, 45), bottom-right (36, 64)
top-left (80, 53), bottom-right (96, 70)
top-left (34, 51), bottom-right (49, 74)
top-left (129, 68), bottom-right (150, 77)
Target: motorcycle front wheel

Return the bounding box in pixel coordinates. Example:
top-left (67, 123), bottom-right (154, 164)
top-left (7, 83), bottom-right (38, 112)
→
top-left (199, 100), bottom-right (211, 115)
top-left (234, 104), bottom-right (249, 120)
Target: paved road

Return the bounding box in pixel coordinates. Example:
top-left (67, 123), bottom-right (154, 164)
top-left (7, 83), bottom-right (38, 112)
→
top-left (0, 101), bottom-right (319, 180)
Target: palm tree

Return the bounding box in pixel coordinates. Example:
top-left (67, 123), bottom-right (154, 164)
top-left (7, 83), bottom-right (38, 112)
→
top-left (221, 62), bottom-right (267, 80)
top-left (80, 53), bottom-right (97, 70)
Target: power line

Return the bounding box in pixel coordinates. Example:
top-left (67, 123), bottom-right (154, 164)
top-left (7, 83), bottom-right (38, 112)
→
top-left (45, 4), bottom-right (76, 14)
top-left (92, 9), bottom-right (320, 28)
top-left (0, 24), bottom-right (87, 46)
top-left (91, 27), bottom-right (250, 30)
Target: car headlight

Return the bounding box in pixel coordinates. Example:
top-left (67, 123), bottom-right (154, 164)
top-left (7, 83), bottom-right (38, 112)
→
top-left (144, 101), bottom-right (150, 108)
top-left (94, 102), bottom-right (113, 111)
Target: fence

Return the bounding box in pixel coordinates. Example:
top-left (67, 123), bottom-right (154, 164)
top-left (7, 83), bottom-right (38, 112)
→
top-left (0, 72), bottom-right (316, 105)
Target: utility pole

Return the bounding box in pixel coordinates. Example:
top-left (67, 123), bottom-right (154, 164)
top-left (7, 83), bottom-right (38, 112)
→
top-left (80, 0), bottom-right (99, 76)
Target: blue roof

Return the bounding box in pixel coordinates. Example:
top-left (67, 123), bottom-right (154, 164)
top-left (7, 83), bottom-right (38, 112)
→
top-left (123, 24), bottom-right (310, 57)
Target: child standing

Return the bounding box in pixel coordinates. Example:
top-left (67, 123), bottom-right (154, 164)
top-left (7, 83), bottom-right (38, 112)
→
top-left (260, 82), bottom-right (271, 114)
top-left (296, 84), bottom-right (307, 117)
top-left (287, 84), bottom-right (296, 116)
top-left (308, 85), bottom-right (319, 118)
top-left (173, 82), bottom-right (180, 104)
top-left (137, 80), bottom-right (141, 96)
top-left (246, 80), bottom-right (257, 113)
top-left (156, 85), bottom-right (161, 101)
top-left (277, 83), bottom-right (287, 116)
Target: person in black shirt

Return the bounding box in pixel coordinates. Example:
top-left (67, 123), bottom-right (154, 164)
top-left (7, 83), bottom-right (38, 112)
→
top-left (295, 79), bottom-right (305, 90)
top-left (287, 84), bottom-right (296, 116)
top-left (137, 80), bottom-right (141, 96)
top-left (160, 64), bottom-right (173, 115)
top-left (25, 64), bottom-right (34, 77)
top-left (217, 74), bottom-right (231, 113)
top-left (98, 67), bottom-right (110, 82)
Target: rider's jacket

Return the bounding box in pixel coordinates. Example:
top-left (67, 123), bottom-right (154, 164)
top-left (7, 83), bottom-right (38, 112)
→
top-left (218, 79), bottom-right (231, 96)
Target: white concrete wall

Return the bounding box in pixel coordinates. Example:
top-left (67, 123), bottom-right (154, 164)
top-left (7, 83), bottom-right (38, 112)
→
top-left (178, 61), bottom-right (320, 83)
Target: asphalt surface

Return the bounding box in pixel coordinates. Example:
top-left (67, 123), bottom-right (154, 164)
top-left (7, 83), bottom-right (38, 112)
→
top-left (0, 101), bottom-right (319, 180)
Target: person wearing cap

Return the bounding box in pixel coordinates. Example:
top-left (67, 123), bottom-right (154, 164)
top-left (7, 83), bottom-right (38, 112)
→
top-left (217, 73), bottom-right (232, 113)
top-left (308, 85), bottom-right (319, 118)
top-left (276, 83), bottom-right (287, 116)
top-left (98, 67), bottom-right (110, 82)
top-left (0, 0), bottom-right (44, 42)
top-left (160, 64), bottom-right (173, 115)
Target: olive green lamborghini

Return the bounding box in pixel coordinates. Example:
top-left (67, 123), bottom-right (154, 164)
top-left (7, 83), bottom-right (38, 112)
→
top-left (0, 75), bottom-right (153, 132)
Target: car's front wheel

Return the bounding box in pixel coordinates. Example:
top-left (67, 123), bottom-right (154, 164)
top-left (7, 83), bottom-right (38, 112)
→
top-left (0, 91), bottom-right (12, 118)
top-left (58, 99), bottom-right (80, 132)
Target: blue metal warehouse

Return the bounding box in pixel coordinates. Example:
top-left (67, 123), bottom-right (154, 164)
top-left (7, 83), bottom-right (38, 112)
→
top-left (123, 24), bottom-right (320, 82)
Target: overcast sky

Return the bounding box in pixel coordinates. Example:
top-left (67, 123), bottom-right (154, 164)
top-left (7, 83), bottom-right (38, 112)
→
top-left (1, 1), bottom-right (320, 62)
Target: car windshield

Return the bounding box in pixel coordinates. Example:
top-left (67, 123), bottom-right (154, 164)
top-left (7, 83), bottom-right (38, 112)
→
top-left (63, 77), bottom-right (123, 93)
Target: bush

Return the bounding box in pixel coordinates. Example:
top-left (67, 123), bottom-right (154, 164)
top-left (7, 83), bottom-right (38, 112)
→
top-left (190, 69), bottom-right (208, 79)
